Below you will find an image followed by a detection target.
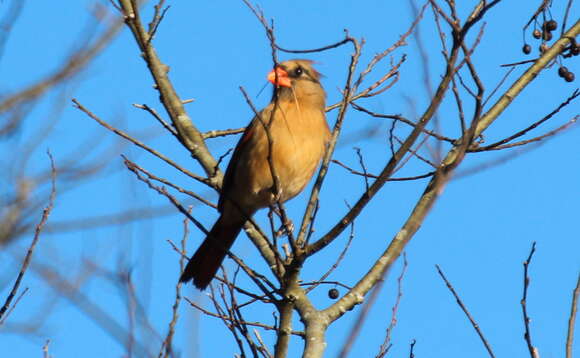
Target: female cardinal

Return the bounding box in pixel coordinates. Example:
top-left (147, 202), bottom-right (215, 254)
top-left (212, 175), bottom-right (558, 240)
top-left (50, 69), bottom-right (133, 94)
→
top-left (180, 59), bottom-right (330, 289)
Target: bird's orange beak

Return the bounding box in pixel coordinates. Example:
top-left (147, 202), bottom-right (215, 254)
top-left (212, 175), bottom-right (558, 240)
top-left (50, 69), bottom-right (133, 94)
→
top-left (267, 67), bottom-right (292, 88)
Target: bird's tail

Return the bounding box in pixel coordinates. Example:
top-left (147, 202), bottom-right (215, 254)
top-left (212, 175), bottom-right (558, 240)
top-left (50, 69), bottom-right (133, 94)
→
top-left (179, 214), bottom-right (244, 290)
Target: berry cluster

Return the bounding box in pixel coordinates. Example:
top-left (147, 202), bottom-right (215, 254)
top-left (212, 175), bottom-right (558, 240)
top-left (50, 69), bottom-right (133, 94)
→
top-left (523, 19), bottom-right (578, 83)
top-left (558, 66), bottom-right (575, 82)
top-left (522, 19), bottom-right (558, 55)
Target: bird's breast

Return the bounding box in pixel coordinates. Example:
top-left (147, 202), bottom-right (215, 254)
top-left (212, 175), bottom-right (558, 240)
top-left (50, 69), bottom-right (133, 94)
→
top-left (268, 105), bottom-right (329, 201)
top-left (237, 104), bottom-right (330, 209)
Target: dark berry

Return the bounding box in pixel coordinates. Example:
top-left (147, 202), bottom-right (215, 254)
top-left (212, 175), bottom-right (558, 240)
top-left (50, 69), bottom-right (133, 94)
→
top-left (522, 44), bottom-right (532, 54)
top-left (545, 20), bottom-right (557, 31)
top-left (542, 31), bottom-right (553, 41)
top-left (572, 45), bottom-right (580, 56)
top-left (558, 66), bottom-right (569, 78)
top-left (533, 29), bottom-right (542, 39)
top-left (564, 71), bottom-right (575, 82)
top-left (328, 288), bottom-right (339, 299)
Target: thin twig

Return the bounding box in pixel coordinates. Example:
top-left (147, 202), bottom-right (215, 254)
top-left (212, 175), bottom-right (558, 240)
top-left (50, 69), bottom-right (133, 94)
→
top-left (276, 36), bottom-right (352, 54)
top-left (482, 67), bottom-right (515, 108)
top-left (300, 281), bottom-right (352, 291)
top-left (147, 3), bottom-right (170, 44)
top-left (566, 273), bottom-right (580, 358)
top-left (450, 75), bottom-right (467, 135)
top-left (474, 116), bottom-right (578, 151)
top-left (394, 136), bottom-right (438, 168)
top-left (561, 0), bottom-right (574, 37)
top-left (305, 218), bottom-right (356, 294)
top-left (203, 127), bottom-right (246, 139)
top-left (133, 103), bottom-right (178, 137)
top-left (435, 264), bottom-right (496, 358)
top-left (254, 329), bottom-right (273, 358)
top-left (73, 99), bottom-right (210, 186)
top-left (411, 0), bottom-right (441, 161)
top-left (0, 16), bottom-right (122, 115)
top-left (42, 339), bottom-right (51, 358)
top-left (0, 152), bottom-right (56, 322)
top-left (500, 58), bottom-right (539, 68)
top-left (122, 155), bottom-right (216, 209)
top-left (332, 159), bottom-right (435, 181)
top-left (33, 189), bottom-right (151, 356)
top-left (523, 0), bottom-right (551, 30)
top-left (226, 252), bottom-right (279, 298)
top-left (338, 259), bottom-right (394, 358)
top-left (521, 242), bottom-right (540, 358)
top-left (183, 297), bottom-right (303, 337)
top-left (0, 288), bottom-right (29, 325)
top-left (123, 157), bottom-right (209, 235)
top-left (214, 276), bottom-right (274, 307)
top-left (377, 253), bottom-right (408, 358)
top-left (455, 119), bottom-right (576, 179)
top-left (354, 148), bottom-right (370, 191)
top-left (208, 284), bottom-right (249, 357)
top-left (159, 209), bottom-right (189, 358)
top-left (223, 270), bottom-right (262, 358)
top-left (470, 90), bottom-right (580, 152)
top-left (351, 103), bottom-right (455, 142)
top-left (409, 339), bottom-right (417, 358)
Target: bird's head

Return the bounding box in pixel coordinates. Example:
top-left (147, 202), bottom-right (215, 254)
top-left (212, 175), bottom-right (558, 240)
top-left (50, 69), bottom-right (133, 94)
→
top-left (267, 59), bottom-right (325, 107)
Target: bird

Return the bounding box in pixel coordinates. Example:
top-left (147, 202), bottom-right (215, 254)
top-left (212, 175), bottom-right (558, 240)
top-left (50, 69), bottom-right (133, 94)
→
top-left (179, 59), bottom-right (331, 290)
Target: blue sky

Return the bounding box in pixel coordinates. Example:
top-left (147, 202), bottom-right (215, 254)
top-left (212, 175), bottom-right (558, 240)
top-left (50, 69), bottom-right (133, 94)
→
top-left (1, 1), bottom-right (579, 357)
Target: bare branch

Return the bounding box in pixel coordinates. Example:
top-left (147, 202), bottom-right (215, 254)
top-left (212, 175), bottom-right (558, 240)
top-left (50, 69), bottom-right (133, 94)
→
top-left (305, 219), bottom-right (356, 294)
top-left (117, 0), bottom-right (220, 183)
top-left (377, 253), bottom-right (408, 358)
top-left (470, 90), bottom-right (580, 152)
top-left (473, 116), bottom-right (578, 152)
top-left (338, 260), bottom-right (393, 358)
top-left (276, 35), bottom-right (353, 54)
top-left (159, 211), bottom-right (188, 358)
top-left (351, 103), bottom-right (455, 143)
top-left (123, 157), bottom-right (209, 235)
top-left (436, 264), bottom-right (496, 358)
top-left (133, 103), bottom-right (178, 137)
top-left (409, 339), bottom-right (417, 358)
top-left (72, 99), bottom-right (210, 186)
top-left (521, 242), bottom-right (540, 358)
top-left (183, 297), bottom-right (303, 336)
top-left (122, 156), bottom-right (217, 209)
top-left (332, 159), bottom-right (435, 181)
top-left (203, 127), bottom-right (246, 139)
top-left (307, 18), bottom-right (463, 258)
top-left (0, 14), bottom-right (122, 116)
top-left (566, 273), bottom-right (580, 358)
top-left (0, 152), bottom-right (56, 323)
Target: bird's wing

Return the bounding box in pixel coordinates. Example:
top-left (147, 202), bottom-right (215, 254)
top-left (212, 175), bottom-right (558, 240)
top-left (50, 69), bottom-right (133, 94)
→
top-left (218, 106), bottom-right (271, 212)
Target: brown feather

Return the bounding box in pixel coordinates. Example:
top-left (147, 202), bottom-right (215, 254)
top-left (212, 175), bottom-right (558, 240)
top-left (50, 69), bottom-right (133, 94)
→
top-left (180, 60), bottom-right (330, 289)
top-left (179, 214), bottom-right (245, 289)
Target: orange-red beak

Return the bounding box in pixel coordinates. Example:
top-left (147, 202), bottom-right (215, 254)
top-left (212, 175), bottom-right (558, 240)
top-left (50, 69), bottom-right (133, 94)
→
top-left (267, 67), bottom-right (292, 88)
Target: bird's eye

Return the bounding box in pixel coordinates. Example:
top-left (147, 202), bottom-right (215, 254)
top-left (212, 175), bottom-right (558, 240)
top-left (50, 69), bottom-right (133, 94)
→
top-left (294, 67), bottom-right (303, 76)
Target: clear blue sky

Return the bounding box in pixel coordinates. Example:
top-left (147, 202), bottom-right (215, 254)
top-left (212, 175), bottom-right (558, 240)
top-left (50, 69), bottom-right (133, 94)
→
top-left (1, 1), bottom-right (579, 357)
